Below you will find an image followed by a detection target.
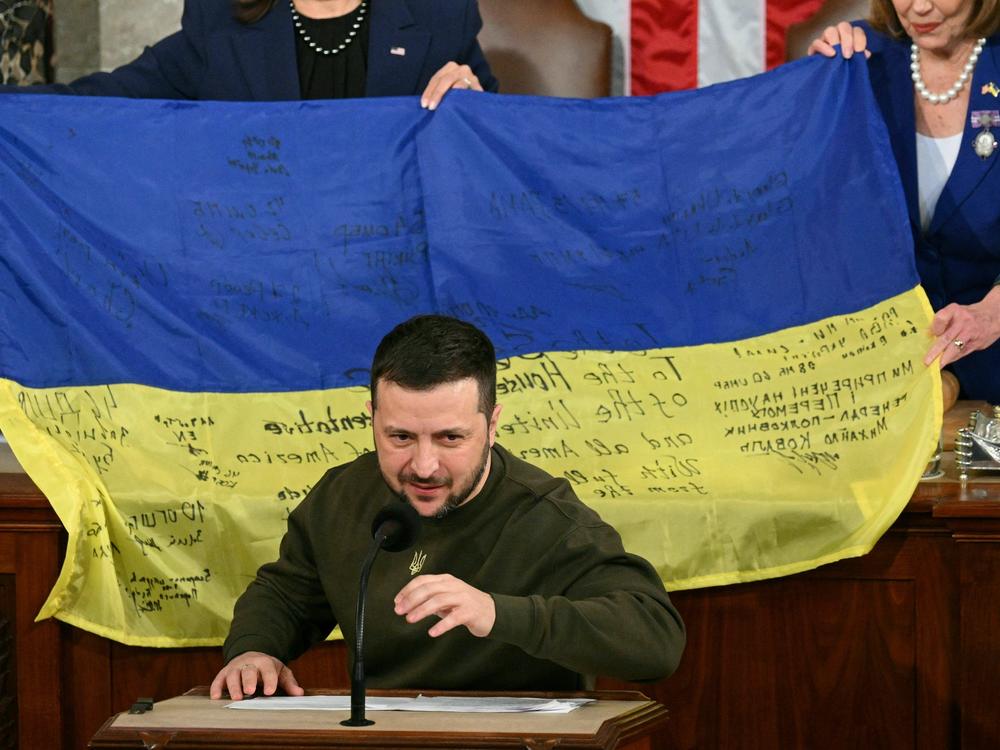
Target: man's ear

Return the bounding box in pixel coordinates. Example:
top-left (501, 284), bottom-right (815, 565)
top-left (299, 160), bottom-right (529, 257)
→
top-left (487, 404), bottom-right (502, 445)
top-left (366, 400), bottom-right (373, 416)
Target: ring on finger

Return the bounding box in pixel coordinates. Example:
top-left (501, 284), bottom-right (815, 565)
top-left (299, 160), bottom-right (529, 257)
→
top-left (952, 339), bottom-right (965, 350)
top-left (462, 77), bottom-right (473, 88)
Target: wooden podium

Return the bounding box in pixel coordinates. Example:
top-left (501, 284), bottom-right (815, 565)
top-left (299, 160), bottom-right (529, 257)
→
top-left (88, 688), bottom-right (668, 749)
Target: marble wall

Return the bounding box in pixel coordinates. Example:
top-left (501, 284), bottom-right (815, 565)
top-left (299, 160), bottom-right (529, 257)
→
top-left (54, 0), bottom-right (181, 82)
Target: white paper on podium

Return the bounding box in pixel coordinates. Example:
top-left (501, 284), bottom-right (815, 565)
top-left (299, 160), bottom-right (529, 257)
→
top-left (226, 696), bottom-right (594, 713)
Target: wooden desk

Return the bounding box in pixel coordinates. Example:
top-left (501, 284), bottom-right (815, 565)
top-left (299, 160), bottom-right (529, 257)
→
top-left (89, 688), bottom-right (666, 749)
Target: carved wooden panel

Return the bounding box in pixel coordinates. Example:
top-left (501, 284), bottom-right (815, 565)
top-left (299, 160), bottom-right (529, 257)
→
top-left (0, 475), bottom-right (66, 750)
top-left (643, 579), bottom-right (917, 749)
top-left (0, 574), bottom-right (16, 750)
top-left (598, 528), bottom-right (959, 750)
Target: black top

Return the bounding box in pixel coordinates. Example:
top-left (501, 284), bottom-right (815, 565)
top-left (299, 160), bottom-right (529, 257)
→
top-left (294, 3), bottom-right (370, 99)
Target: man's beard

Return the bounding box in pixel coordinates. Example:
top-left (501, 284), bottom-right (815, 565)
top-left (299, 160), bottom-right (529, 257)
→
top-left (397, 442), bottom-right (491, 519)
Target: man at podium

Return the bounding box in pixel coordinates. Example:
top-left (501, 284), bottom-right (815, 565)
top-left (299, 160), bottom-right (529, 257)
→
top-left (209, 315), bottom-right (685, 700)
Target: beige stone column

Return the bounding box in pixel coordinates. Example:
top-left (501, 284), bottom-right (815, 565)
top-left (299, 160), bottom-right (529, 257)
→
top-left (54, 0), bottom-right (181, 83)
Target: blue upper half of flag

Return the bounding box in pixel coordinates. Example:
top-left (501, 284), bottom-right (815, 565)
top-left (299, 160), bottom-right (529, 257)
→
top-left (0, 55), bottom-right (913, 392)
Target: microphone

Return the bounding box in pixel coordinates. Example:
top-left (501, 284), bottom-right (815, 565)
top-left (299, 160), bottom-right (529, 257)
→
top-left (371, 502), bottom-right (420, 552)
top-left (341, 501), bottom-right (421, 727)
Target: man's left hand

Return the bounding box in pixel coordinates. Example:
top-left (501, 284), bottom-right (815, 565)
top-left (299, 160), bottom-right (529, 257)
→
top-left (394, 573), bottom-right (496, 637)
top-left (420, 62), bottom-right (483, 110)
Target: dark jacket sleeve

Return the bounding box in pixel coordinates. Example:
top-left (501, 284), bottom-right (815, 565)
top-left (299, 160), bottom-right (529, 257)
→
top-left (222, 487), bottom-right (338, 665)
top-left (854, 20), bottom-right (892, 55)
top-left (488, 504), bottom-right (685, 682)
top-left (461, 0), bottom-right (498, 93)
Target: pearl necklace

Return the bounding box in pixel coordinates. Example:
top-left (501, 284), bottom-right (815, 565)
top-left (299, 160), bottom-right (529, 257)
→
top-left (910, 37), bottom-right (985, 104)
top-left (289, 0), bottom-right (367, 56)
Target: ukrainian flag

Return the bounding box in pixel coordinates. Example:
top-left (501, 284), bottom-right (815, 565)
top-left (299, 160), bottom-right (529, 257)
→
top-left (0, 54), bottom-right (938, 645)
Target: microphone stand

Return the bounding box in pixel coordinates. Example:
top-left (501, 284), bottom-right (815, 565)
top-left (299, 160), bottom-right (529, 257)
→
top-left (340, 528), bottom-right (387, 727)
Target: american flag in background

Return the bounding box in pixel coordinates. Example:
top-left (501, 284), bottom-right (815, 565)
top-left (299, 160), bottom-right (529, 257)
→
top-left (576, 0), bottom-right (828, 95)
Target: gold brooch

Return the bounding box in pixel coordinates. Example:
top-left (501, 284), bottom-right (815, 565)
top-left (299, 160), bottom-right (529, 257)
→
top-left (409, 550), bottom-right (427, 576)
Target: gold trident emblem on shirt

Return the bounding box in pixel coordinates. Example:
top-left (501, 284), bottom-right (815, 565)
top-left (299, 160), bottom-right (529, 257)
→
top-left (409, 550), bottom-right (427, 576)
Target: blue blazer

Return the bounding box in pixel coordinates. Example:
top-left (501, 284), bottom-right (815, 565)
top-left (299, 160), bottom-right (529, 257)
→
top-left (863, 25), bottom-right (1000, 402)
top-left (30, 0), bottom-right (498, 99)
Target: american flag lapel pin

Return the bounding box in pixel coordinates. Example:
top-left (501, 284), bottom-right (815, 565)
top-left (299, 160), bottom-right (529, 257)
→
top-left (390, 46), bottom-right (406, 56)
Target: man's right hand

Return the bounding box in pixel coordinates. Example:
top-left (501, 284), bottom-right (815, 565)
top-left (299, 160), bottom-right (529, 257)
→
top-left (209, 651), bottom-right (304, 700)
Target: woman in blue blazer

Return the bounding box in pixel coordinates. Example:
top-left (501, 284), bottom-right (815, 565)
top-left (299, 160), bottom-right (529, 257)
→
top-left (811, 0), bottom-right (1000, 403)
top-left (17, 0), bottom-right (497, 108)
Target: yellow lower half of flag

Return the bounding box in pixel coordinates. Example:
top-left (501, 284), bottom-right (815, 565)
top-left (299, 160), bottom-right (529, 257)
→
top-left (0, 287), bottom-right (940, 646)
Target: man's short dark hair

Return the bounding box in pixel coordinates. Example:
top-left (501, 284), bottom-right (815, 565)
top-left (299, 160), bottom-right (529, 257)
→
top-left (370, 315), bottom-right (497, 415)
